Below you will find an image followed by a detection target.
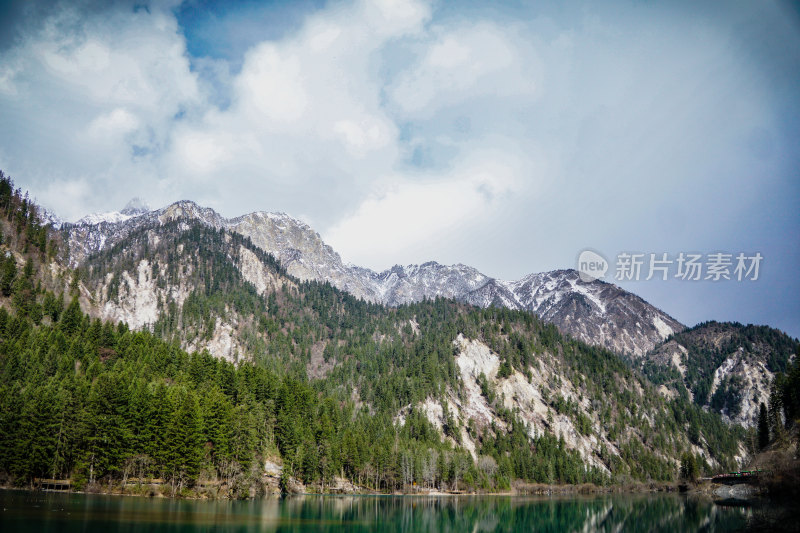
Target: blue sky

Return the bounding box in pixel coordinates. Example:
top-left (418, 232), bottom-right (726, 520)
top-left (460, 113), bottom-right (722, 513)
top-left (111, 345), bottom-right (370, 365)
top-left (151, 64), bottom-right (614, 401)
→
top-left (0, 0), bottom-right (798, 337)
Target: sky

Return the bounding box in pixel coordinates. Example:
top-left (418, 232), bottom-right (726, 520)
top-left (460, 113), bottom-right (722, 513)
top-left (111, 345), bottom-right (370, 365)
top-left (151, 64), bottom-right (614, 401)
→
top-left (0, 0), bottom-right (798, 337)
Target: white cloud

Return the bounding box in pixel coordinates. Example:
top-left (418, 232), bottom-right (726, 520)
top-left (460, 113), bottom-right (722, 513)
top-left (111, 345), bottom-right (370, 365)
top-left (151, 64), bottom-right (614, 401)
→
top-left (324, 147), bottom-right (532, 268)
top-left (172, 129), bottom-right (233, 176)
top-left (361, 0), bottom-right (432, 38)
top-left (28, 9), bottom-right (197, 111)
top-left (0, 56), bottom-right (22, 95)
top-left (334, 118), bottom-right (394, 158)
top-left (37, 178), bottom-right (92, 220)
top-left (1, 0), bottom-right (542, 233)
top-left (389, 23), bottom-right (539, 117)
top-left (235, 45), bottom-right (309, 122)
top-left (87, 108), bottom-right (140, 142)
top-left (162, 0), bottom-right (433, 216)
top-left (0, 2), bottom-right (199, 220)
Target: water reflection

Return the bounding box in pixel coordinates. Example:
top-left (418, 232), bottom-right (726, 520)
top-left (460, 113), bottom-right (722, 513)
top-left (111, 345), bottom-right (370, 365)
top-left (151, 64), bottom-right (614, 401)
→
top-left (0, 490), bottom-right (749, 532)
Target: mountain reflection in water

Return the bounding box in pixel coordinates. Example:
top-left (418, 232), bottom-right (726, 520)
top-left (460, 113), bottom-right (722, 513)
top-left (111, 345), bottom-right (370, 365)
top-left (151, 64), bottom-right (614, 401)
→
top-left (0, 490), bottom-right (749, 532)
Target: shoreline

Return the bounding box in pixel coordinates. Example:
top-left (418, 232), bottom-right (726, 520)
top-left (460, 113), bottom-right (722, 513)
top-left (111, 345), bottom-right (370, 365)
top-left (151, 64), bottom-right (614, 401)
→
top-left (0, 479), bottom-right (684, 501)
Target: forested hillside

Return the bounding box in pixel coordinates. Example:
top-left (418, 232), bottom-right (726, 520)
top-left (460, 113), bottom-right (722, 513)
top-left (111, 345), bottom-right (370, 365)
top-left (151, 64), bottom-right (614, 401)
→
top-left (0, 172), bottom-right (754, 496)
top-left (642, 321), bottom-right (798, 426)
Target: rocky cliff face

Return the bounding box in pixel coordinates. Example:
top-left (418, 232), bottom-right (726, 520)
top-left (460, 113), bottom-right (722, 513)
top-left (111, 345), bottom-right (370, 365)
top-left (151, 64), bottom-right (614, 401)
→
top-left (444, 334), bottom-right (618, 469)
top-left (62, 200), bottom-right (683, 355)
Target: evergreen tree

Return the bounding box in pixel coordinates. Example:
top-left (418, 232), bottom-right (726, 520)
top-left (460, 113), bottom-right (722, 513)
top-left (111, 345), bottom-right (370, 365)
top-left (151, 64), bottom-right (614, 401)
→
top-left (84, 372), bottom-right (132, 483)
top-left (166, 389), bottom-right (204, 488)
top-left (60, 297), bottom-right (83, 337)
top-left (679, 452), bottom-right (699, 482)
top-left (758, 402), bottom-right (770, 450)
top-left (1, 255), bottom-right (16, 297)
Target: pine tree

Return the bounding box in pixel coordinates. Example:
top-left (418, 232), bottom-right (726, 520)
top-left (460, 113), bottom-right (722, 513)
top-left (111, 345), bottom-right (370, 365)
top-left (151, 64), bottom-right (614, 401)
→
top-left (1, 255), bottom-right (16, 297)
top-left (60, 297), bottom-right (83, 337)
top-left (84, 372), bottom-right (132, 482)
top-left (167, 389), bottom-right (203, 489)
top-left (146, 382), bottom-right (173, 475)
top-left (758, 402), bottom-right (770, 450)
top-left (679, 452), bottom-right (698, 482)
top-left (201, 388), bottom-right (233, 465)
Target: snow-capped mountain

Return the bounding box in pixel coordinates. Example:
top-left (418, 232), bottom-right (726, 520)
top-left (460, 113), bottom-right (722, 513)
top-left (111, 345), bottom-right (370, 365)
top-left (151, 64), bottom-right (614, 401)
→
top-left (38, 206), bottom-right (64, 230)
top-left (497, 270), bottom-right (684, 356)
top-left (119, 197), bottom-right (150, 216)
top-left (59, 200), bottom-right (684, 355)
top-left (76, 211), bottom-right (139, 225)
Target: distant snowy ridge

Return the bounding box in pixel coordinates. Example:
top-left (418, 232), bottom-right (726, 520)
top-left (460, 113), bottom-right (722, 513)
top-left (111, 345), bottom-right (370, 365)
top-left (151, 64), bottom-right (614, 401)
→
top-left (76, 211), bottom-right (137, 225)
top-left (75, 197), bottom-right (151, 225)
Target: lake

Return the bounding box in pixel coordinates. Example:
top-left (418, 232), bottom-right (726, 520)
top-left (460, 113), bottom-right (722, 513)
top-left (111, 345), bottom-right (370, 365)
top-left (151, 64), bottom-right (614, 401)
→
top-left (0, 489), bottom-right (750, 532)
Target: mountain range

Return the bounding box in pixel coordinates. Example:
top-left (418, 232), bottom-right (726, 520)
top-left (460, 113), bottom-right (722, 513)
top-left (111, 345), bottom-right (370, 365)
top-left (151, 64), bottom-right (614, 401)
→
top-left (60, 200), bottom-right (683, 356)
top-left (2, 175), bottom-right (796, 494)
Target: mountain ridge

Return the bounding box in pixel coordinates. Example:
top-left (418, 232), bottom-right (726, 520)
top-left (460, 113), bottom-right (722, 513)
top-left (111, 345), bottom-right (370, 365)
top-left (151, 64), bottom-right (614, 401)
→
top-left (60, 199), bottom-right (684, 356)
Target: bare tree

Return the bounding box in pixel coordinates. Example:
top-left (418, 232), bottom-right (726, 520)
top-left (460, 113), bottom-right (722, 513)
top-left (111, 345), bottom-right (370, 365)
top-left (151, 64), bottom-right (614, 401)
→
top-left (451, 453), bottom-right (468, 492)
top-left (121, 454), bottom-right (151, 491)
top-left (401, 451), bottom-right (414, 491)
top-left (422, 449), bottom-right (438, 490)
top-left (477, 455), bottom-right (497, 481)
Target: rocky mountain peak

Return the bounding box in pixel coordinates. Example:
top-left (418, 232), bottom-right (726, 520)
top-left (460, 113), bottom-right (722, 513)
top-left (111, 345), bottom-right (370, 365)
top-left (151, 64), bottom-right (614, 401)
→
top-left (120, 197), bottom-right (151, 216)
top-left (39, 206), bottom-right (64, 230)
top-left (157, 200), bottom-right (224, 228)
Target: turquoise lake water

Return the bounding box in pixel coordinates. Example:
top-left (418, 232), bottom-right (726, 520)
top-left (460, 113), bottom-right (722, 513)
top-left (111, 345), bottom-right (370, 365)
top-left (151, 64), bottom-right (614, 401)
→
top-left (0, 489), bottom-right (750, 532)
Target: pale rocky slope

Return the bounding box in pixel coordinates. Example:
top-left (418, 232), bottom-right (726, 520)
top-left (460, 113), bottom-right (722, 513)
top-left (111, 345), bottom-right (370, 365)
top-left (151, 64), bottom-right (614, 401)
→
top-left (395, 334), bottom-right (722, 473)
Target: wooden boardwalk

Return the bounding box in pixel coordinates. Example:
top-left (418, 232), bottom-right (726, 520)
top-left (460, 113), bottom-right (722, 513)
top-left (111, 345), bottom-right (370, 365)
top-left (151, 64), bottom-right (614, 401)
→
top-left (33, 478), bottom-right (72, 491)
top-left (710, 470), bottom-right (764, 485)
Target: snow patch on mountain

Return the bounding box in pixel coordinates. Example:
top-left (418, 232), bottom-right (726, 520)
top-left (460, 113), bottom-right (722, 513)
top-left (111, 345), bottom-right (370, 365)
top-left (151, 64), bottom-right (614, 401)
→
top-left (74, 198), bottom-right (151, 226)
top-left (569, 276), bottom-right (606, 314)
top-left (39, 207), bottom-right (64, 229)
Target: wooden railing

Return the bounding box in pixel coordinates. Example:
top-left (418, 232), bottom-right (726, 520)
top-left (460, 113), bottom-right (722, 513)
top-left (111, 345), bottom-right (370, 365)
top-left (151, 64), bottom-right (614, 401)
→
top-left (711, 470), bottom-right (765, 485)
top-left (33, 478), bottom-right (72, 490)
